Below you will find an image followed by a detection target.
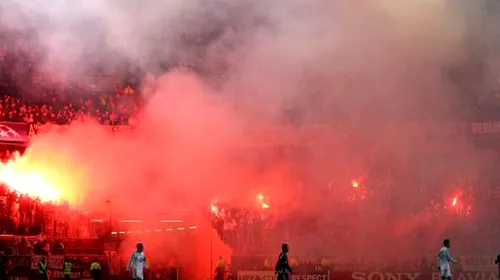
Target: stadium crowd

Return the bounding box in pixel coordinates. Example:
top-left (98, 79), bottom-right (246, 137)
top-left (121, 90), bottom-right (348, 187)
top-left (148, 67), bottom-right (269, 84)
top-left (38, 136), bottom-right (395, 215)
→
top-left (0, 28), bottom-right (191, 279)
top-left (0, 179), bottom-right (95, 239)
top-left (0, 29), bottom-right (137, 252)
top-left (1, 25), bottom-right (142, 126)
top-left (3, 13), bottom-right (500, 280)
top-left (211, 203), bottom-right (281, 254)
top-left (0, 89), bottom-right (140, 126)
top-left (0, 183), bottom-right (43, 235)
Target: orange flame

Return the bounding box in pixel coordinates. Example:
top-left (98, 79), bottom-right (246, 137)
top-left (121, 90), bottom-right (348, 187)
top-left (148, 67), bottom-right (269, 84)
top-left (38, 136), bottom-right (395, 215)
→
top-left (452, 196), bottom-right (458, 207)
top-left (262, 203), bottom-right (269, 209)
top-left (0, 152), bottom-right (76, 203)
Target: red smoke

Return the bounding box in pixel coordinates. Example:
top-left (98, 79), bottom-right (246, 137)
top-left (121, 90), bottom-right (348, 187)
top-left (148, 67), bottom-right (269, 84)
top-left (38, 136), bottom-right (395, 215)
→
top-left (0, 70), bottom-right (299, 220)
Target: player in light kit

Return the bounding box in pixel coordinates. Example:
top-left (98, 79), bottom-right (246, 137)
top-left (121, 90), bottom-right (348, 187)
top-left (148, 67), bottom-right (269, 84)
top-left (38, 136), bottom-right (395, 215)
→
top-left (437, 239), bottom-right (458, 280)
top-left (127, 243), bottom-right (149, 280)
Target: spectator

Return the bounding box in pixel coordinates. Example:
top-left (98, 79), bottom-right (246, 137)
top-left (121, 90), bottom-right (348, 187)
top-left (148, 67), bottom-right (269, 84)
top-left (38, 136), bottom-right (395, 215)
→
top-left (53, 240), bottom-right (64, 255)
top-left (90, 258), bottom-right (101, 280)
top-left (41, 240), bottom-right (50, 256)
top-left (215, 257), bottom-right (226, 280)
top-left (18, 237), bottom-right (28, 255)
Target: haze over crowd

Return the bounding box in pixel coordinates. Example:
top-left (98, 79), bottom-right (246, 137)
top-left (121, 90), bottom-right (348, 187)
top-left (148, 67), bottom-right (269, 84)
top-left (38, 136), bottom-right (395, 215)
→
top-left (1, 0), bottom-right (500, 259)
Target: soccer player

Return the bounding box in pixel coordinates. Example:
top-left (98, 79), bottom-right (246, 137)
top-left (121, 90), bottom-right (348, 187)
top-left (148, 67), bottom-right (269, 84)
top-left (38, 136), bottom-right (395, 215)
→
top-left (126, 243), bottom-right (149, 280)
top-left (494, 254), bottom-right (500, 277)
top-left (438, 239), bottom-right (458, 280)
top-left (275, 243), bottom-right (293, 280)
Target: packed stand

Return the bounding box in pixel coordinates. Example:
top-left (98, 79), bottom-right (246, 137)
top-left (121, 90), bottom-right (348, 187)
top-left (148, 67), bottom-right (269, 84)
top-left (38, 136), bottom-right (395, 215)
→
top-left (0, 89), bottom-right (141, 126)
top-left (0, 181), bottom-right (97, 239)
top-left (209, 148), bottom-right (500, 258)
top-left (0, 25), bottom-right (142, 126)
top-left (210, 204), bottom-right (272, 253)
top-left (0, 148), bottom-right (97, 240)
top-left (0, 182), bottom-right (42, 235)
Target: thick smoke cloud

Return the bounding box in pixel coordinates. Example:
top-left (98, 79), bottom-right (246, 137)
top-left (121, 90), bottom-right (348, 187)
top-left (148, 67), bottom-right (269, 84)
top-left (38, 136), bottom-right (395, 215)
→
top-left (1, 0), bottom-right (500, 265)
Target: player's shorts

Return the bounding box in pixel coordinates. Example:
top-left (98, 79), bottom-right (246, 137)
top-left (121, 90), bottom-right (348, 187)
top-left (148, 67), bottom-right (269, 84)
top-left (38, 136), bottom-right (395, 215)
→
top-left (133, 267), bottom-right (144, 280)
top-left (278, 273), bottom-right (289, 280)
top-left (440, 265), bottom-right (452, 278)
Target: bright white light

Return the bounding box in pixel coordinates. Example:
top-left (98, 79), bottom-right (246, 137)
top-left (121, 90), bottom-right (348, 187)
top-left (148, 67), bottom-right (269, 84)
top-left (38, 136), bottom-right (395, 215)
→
top-left (160, 220), bottom-right (183, 223)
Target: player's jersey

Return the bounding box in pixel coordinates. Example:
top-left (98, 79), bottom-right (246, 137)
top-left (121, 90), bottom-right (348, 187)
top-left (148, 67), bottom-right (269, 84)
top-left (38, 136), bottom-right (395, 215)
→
top-left (128, 251), bottom-right (148, 279)
top-left (438, 247), bottom-right (455, 268)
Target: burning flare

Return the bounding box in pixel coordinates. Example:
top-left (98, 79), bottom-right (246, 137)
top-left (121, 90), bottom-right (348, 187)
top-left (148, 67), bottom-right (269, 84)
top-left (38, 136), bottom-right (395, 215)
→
top-left (351, 180), bottom-right (359, 188)
top-left (0, 152), bottom-right (77, 203)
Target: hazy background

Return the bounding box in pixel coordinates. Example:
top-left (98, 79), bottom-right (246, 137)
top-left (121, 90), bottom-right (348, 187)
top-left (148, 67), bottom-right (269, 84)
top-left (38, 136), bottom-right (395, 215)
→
top-left (1, 0), bottom-right (500, 269)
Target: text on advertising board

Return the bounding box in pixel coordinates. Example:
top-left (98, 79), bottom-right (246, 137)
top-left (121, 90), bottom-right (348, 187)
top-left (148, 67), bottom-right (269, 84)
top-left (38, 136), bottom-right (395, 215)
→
top-left (238, 271), bottom-right (330, 280)
top-left (351, 272), bottom-right (498, 280)
top-left (471, 122), bottom-right (500, 135)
